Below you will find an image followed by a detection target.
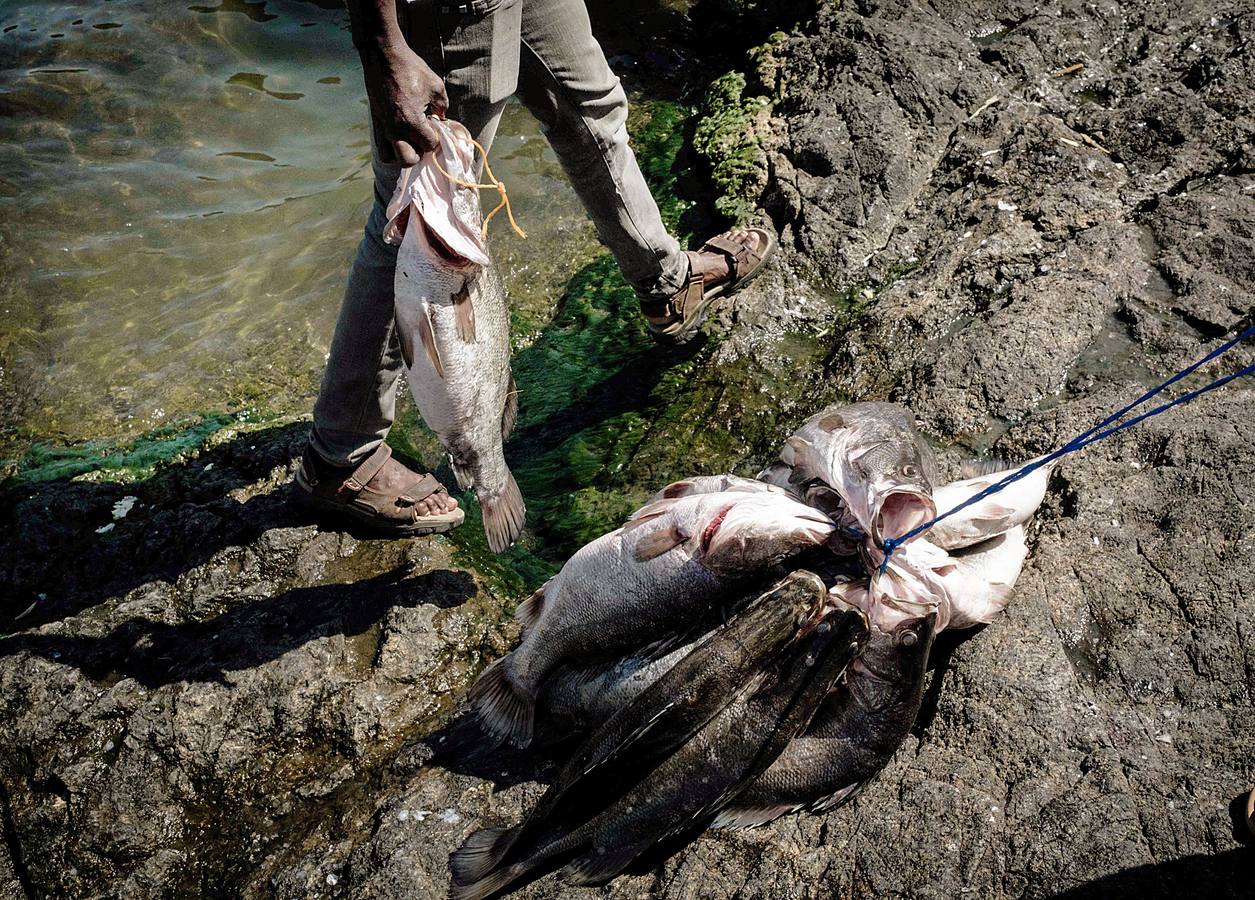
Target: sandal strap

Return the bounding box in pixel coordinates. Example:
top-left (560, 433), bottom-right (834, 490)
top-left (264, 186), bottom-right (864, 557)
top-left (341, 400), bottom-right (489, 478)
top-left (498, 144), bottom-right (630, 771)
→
top-left (701, 231), bottom-right (765, 279)
top-left (342, 443), bottom-right (393, 495)
top-left (640, 251), bottom-right (704, 328)
top-left (396, 472), bottom-right (443, 506)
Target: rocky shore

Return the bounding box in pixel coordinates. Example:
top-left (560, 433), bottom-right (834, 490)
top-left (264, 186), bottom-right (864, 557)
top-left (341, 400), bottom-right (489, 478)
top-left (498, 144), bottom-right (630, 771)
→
top-left (2, 0), bottom-right (1252, 896)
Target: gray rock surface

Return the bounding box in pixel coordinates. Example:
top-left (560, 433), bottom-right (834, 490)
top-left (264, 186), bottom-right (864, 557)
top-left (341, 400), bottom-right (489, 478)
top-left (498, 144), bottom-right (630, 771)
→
top-left (2, 0), bottom-right (1253, 897)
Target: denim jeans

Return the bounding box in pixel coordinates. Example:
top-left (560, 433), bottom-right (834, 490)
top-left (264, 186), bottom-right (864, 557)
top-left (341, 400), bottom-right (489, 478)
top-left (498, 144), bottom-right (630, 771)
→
top-left (310, 0), bottom-right (686, 467)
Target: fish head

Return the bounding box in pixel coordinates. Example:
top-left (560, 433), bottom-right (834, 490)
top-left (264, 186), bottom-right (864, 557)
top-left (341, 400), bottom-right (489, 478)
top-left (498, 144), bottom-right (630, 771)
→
top-left (863, 538), bottom-right (954, 632)
top-left (787, 403), bottom-right (938, 545)
top-left (734, 570), bottom-right (837, 654)
top-left (385, 118), bottom-right (491, 269)
top-left (846, 437), bottom-right (938, 546)
top-left (856, 612), bottom-right (936, 687)
top-left (696, 494), bottom-right (836, 575)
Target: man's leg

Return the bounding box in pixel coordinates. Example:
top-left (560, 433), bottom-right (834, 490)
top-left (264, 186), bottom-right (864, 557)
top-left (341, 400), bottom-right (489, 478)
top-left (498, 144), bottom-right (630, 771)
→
top-left (513, 0), bottom-right (771, 342)
top-left (512, 0), bottom-right (687, 300)
top-left (306, 0), bottom-right (521, 521)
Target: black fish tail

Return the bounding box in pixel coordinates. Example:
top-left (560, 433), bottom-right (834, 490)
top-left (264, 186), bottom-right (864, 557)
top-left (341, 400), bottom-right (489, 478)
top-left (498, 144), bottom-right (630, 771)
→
top-left (450, 825), bottom-right (517, 886)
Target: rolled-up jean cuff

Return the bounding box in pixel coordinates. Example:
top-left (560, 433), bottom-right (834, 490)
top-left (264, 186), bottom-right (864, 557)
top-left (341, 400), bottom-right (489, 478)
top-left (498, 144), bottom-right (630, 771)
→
top-left (630, 249), bottom-right (690, 302)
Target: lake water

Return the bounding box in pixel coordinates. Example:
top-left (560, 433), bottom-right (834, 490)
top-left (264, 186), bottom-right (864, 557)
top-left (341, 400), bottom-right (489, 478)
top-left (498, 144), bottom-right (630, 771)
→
top-left (0, 0), bottom-right (697, 458)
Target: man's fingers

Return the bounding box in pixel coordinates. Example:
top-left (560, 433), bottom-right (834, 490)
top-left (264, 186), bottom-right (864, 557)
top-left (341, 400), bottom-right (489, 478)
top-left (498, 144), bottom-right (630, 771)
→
top-left (413, 115), bottom-right (441, 153)
top-left (429, 82), bottom-right (449, 118)
top-left (393, 139), bottom-right (422, 168)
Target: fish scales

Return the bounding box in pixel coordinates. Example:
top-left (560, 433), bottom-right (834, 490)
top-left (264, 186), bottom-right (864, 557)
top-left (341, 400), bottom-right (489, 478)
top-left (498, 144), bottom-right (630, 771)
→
top-left (450, 585), bottom-right (869, 899)
top-left (716, 614), bottom-right (936, 828)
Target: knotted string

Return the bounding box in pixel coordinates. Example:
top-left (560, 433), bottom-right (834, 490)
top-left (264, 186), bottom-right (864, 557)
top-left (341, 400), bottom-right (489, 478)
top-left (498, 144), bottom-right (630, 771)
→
top-left (430, 132), bottom-right (527, 240)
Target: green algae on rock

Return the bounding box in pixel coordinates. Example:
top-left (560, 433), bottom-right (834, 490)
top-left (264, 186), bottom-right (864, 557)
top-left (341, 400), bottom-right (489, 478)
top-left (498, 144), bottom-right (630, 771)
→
top-left (693, 70), bottom-right (772, 226)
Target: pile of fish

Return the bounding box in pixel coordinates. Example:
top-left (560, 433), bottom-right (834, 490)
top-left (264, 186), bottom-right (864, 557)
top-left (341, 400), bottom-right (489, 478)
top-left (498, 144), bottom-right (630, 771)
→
top-left (451, 402), bottom-right (1052, 898)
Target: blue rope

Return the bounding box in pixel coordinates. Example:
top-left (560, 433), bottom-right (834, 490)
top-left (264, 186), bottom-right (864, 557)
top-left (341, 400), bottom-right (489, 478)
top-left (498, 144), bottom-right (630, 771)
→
top-left (878, 322), bottom-right (1255, 574)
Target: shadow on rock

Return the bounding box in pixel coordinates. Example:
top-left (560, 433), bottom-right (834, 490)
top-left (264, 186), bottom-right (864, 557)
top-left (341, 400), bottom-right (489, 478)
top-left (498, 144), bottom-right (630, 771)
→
top-left (1046, 847), bottom-right (1254, 899)
top-left (0, 567), bottom-right (476, 688)
top-left (1, 421), bottom-right (317, 630)
top-left (421, 711), bottom-right (568, 792)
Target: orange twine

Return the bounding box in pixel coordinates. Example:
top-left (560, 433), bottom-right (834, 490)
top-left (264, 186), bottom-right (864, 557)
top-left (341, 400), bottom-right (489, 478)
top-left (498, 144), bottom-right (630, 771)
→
top-left (430, 133), bottom-right (527, 240)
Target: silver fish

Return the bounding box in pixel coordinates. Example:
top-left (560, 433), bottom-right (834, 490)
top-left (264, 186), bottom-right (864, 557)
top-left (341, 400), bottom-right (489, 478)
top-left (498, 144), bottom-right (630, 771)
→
top-left (645, 473), bottom-right (788, 505)
top-left (387, 117), bottom-right (523, 553)
top-left (714, 614), bottom-right (935, 829)
top-left (768, 402), bottom-right (939, 546)
top-left (468, 490), bottom-right (837, 747)
top-left (937, 525), bottom-right (1029, 628)
top-left (928, 460), bottom-right (1052, 550)
top-left (451, 587), bottom-right (868, 898)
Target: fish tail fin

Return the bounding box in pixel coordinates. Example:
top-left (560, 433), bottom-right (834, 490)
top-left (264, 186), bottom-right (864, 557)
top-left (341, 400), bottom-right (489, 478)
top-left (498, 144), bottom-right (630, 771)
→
top-left (481, 470), bottom-right (525, 554)
top-left (468, 655), bottom-right (535, 748)
top-left (561, 842), bottom-right (646, 887)
top-left (501, 374), bottom-right (519, 440)
top-left (447, 865), bottom-right (520, 900)
top-left (515, 581), bottom-right (548, 631)
top-left (449, 826), bottom-right (518, 887)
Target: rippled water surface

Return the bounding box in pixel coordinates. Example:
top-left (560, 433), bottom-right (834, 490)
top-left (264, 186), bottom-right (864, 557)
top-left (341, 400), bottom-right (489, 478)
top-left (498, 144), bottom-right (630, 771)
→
top-left (0, 0), bottom-right (669, 453)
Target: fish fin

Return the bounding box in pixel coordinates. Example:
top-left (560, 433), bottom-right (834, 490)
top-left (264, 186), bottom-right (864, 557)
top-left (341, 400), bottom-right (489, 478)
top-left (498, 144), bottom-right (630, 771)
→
top-left (660, 479), bottom-right (695, 499)
top-left (628, 497), bottom-right (679, 522)
top-left (468, 655), bottom-right (534, 748)
top-left (561, 843), bottom-right (647, 887)
top-left (817, 412), bottom-right (846, 432)
top-left (417, 305), bottom-right (445, 378)
top-left (756, 461), bottom-right (796, 491)
top-left (448, 865), bottom-right (519, 900)
top-left (481, 471), bottom-right (525, 554)
top-left (515, 581), bottom-right (548, 632)
top-left (501, 374), bottom-right (518, 440)
top-left (632, 524), bottom-right (690, 562)
top-left (780, 435), bottom-right (811, 467)
top-left (710, 803), bottom-right (799, 830)
top-left (449, 456), bottom-right (475, 491)
top-left (449, 826), bottom-right (516, 887)
top-left (397, 317), bottom-right (417, 370)
top-left (809, 780), bottom-right (868, 813)
top-left (959, 456), bottom-right (1012, 479)
top-left (452, 280), bottom-right (476, 342)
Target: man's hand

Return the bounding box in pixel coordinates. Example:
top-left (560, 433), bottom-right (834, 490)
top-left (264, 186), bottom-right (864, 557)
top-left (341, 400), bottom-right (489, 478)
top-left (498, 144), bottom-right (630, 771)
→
top-left (347, 0), bottom-right (449, 166)
top-left (364, 47), bottom-right (449, 165)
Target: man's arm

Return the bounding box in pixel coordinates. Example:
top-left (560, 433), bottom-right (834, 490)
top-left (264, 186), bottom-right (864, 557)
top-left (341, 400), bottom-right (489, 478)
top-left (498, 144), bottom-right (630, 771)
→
top-left (347, 0), bottom-right (448, 166)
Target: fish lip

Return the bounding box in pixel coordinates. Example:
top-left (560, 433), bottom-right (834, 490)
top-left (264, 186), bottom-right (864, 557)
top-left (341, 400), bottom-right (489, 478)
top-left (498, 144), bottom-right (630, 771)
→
top-left (870, 486), bottom-right (937, 546)
top-left (698, 502), bottom-right (737, 555)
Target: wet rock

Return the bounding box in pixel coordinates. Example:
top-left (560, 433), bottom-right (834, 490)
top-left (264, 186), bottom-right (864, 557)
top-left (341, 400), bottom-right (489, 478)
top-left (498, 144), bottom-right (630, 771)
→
top-left (2, 0), bottom-right (1253, 897)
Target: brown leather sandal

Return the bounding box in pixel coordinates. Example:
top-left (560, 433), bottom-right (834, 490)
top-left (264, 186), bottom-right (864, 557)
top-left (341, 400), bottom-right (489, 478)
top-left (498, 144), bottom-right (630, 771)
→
top-left (641, 227), bottom-right (775, 346)
top-left (294, 443), bottom-right (465, 536)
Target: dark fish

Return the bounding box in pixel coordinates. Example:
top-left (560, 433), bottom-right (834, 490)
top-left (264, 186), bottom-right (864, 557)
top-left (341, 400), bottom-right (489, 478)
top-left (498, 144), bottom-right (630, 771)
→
top-left (449, 577), bottom-right (869, 899)
top-left (713, 613), bottom-right (935, 828)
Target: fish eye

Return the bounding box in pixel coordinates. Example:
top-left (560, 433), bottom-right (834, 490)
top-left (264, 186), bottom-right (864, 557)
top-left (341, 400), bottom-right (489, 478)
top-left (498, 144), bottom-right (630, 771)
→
top-left (901, 464), bottom-right (918, 478)
top-left (899, 631), bottom-right (919, 647)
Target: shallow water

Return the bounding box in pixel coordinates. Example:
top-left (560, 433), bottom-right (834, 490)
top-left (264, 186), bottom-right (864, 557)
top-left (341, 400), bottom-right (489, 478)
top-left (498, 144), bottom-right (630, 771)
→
top-left (0, 0), bottom-right (666, 453)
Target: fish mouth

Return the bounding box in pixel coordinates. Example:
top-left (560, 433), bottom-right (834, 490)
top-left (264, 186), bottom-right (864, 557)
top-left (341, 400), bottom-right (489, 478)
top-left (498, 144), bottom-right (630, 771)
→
top-left (422, 218), bottom-right (476, 269)
top-left (871, 487), bottom-right (937, 546)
